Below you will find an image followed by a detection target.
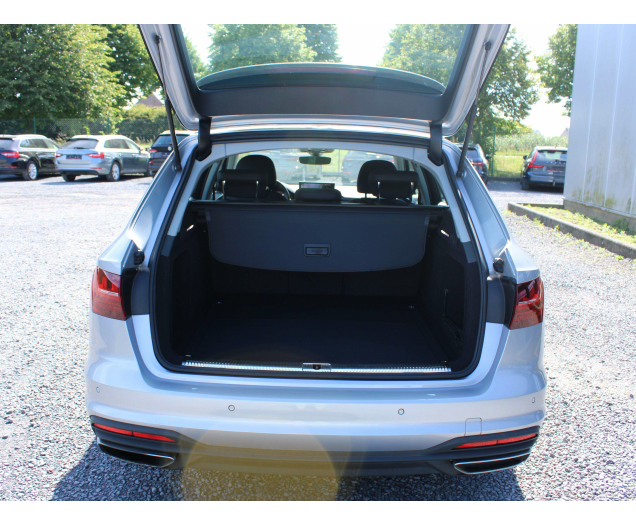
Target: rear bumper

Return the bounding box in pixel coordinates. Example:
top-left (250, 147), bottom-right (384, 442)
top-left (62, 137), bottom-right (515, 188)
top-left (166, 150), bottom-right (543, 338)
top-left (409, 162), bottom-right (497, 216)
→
top-left (85, 315), bottom-right (546, 475)
top-left (58, 168), bottom-right (109, 176)
top-left (524, 173), bottom-right (565, 187)
top-left (91, 415), bottom-right (539, 476)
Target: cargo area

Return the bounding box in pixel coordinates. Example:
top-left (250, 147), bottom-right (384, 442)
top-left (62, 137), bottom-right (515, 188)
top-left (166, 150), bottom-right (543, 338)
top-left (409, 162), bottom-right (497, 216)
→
top-left (152, 200), bottom-right (484, 377)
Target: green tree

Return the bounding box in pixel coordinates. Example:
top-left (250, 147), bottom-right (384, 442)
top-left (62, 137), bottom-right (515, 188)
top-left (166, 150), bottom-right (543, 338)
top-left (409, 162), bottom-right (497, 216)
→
top-left (185, 35), bottom-right (206, 80)
top-left (99, 24), bottom-right (161, 107)
top-left (0, 24), bottom-right (123, 119)
top-left (299, 24), bottom-right (340, 62)
top-left (207, 24), bottom-right (316, 72)
top-left (382, 26), bottom-right (539, 153)
top-left (381, 24), bottom-right (465, 85)
top-left (537, 24), bottom-right (578, 116)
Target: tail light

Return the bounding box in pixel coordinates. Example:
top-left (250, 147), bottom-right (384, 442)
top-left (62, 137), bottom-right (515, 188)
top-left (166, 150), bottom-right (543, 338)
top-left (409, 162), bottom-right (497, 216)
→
top-left (54, 152), bottom-right (63, 158)
top-left (1, 151), bottom-right (19, 158)
top-left (527, 151), bottom-right (543, 169)
top-left (509, 277), bottom-right (544, 329)
top-left (88, 152), bottom-right (104, 159)
top-left (472, 161), bottom-right (484, 166)
top-left (91, 267), bottom-right (126, 320)
top-left (148, 149), bottom-right (157, 154)
top-left (454, 433), bottom-right (537, 449)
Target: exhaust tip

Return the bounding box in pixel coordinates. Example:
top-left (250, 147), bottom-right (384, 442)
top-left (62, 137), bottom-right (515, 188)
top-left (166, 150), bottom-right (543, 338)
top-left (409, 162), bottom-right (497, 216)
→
top-left (98, 440), bottom-right (176, 468)
top-left (454, 452), bottom-right (530, 475)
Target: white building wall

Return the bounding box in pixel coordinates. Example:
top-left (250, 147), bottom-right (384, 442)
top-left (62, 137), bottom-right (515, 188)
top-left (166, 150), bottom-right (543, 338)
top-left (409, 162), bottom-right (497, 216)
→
top-left (564, 24), bottom-right (636, 224)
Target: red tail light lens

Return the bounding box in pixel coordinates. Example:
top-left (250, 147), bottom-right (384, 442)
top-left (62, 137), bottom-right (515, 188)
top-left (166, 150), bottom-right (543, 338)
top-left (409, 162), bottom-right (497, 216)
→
top-left (528, 163), bottom-right (543, 169)
top-left (1, 151), bottom-right (19, 158)
top-left (509, 277), bottom-right (544, 330)
top-left (91, 267), bottom-right (126, 320)
top-left (454, 433), bottom-right (537, 449)
top-left (54, 152), bottom-right (63, 158)
top-left (88, 152), bottom-right (104, 159)
top-left (93, 423), bottom-right (176, 442)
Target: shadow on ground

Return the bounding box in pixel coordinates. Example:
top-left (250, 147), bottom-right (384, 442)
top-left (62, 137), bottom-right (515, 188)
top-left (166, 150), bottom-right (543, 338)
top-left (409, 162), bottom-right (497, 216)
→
top-left (52, 440), bottom-right (525, 501)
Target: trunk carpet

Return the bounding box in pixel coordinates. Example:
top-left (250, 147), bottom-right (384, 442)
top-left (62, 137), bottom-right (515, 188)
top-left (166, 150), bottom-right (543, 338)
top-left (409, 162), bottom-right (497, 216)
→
top-left (180, 295), bottom-right (447, 366)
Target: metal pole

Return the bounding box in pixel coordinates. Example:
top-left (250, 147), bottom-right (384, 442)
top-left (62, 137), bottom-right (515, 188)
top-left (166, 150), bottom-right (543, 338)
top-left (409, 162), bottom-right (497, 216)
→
top-left (491, 124), bottom-right (497, 178)
top-left (33, 117), bottom-right (36, 134)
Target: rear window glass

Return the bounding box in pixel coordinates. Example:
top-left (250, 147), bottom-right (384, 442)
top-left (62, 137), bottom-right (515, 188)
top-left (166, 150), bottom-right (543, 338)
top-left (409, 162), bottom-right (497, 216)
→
top-left (61, 139), bottom-right (98, 149)
top-left (536, 150), bottom-right (567, 162)
top-left (180, 24), bottom-right (469, 93)
top-left (465, 149), bottom-right (480, 159)
top-left (0, 139), bottom-right (15, 148)
top-left (153, 134), bottom-right (190, 147)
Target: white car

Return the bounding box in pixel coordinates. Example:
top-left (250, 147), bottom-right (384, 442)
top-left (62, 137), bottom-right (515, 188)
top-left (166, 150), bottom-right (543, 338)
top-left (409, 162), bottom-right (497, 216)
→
top-left (85, 24), bottom-right (546, 476)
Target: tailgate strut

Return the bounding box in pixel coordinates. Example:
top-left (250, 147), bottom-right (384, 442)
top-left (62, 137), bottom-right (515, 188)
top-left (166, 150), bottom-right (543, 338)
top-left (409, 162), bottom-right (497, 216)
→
top-left (455, 41), bottom-right (492, 178)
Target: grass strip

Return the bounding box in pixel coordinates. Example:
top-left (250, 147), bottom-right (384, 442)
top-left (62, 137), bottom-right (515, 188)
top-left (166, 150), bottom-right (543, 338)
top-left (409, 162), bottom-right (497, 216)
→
top-left (525, 205), bottom-right (636, 247)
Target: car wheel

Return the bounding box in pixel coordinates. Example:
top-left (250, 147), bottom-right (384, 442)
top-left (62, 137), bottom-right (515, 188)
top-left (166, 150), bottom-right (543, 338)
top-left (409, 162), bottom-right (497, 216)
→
top-left (521, 177), bottom-right (530, 191)
top-left (145, 165), bottom-right (151, 177)
top-left (106, 162), bottom-right (121, 182)
top-left (62, 174), bottom-right (76, 182)
top-left (23, 161), bottom-right (38, 181)
top-left (482, 175), bottom-right (488, 186)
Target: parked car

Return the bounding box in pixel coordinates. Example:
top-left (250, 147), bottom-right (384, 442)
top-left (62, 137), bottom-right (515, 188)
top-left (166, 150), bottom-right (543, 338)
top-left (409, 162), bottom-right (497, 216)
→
top-left (86, 24), bottom-right (545, 477)
top-left (55, 135), bottom-right (150, 182)
top-left (341, 150), bottom-right (394, 185)
top-left (521, 147), bottom-right (567, 190)
top-left (0, 134), bottom-right (58, 181)
top-left (258, 150), bottom-right (306, 181)
top-left (462, 144), bottom-right (489, 185)
top-left (149, 130), bottom-right (195, 176)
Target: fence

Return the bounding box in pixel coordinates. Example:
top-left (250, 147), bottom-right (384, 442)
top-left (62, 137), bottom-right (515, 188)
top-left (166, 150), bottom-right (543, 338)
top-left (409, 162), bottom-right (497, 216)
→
top-left (0, 116), bottom-right (185, 146)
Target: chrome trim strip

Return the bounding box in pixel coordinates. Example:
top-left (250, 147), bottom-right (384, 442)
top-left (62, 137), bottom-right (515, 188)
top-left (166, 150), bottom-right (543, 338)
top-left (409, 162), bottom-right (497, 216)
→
top-left (453, 452), bottom-right (530, 475)
top-left (182, 361), bottom-right (452, 374)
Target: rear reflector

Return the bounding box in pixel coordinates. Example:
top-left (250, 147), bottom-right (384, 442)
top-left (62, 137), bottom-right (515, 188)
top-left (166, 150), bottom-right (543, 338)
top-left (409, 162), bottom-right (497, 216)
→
top-left (132, 431), bottom-right (175, 442)
top-left (1, 151), bottom-right (19, 158)
top-left (454, 433), bottom-right (537, 449)
top-left (91, 267), bottom-right (126, 320)
top-left (509, 277), bottom-right (544, 330)
top-left (93, 423), bottom-right (175, 442)
top-left (93, 423), bottom-right (132, 436)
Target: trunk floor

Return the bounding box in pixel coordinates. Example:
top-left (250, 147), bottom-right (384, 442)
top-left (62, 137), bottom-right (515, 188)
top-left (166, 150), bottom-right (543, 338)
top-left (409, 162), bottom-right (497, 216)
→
top-left (182, 295), bottom-right (447, 366)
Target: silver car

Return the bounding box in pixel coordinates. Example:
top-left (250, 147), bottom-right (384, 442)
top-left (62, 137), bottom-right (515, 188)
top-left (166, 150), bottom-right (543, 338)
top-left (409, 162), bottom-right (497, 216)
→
top-left (86, 24), bottom-right (546, 476)
top-left (56, 135), bottom-right (150, 182)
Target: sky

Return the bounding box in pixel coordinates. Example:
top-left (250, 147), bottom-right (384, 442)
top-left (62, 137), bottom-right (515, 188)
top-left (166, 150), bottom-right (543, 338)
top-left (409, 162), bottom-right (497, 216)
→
top-left (181, 24), bottom-right (570, 137)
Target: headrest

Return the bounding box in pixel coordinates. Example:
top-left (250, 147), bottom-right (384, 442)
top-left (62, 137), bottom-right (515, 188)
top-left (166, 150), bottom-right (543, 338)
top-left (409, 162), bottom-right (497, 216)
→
top-left (294, 188), bottom-right (342, 203)
top-left (217, 169), bottom-right (268, 200)
top-left (357, 160), bottom-right (397, 193)
top-left (236, 155), bottom-right (277, 188)
top-left (367, 171), bottom-right (418, 200)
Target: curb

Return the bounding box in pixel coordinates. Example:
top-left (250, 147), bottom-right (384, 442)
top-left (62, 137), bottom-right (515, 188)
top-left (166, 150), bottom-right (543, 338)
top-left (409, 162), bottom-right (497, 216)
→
top-left (489, 177), bottom-right (521, 182)
top-left (508, 202), bottom-right (636, 259)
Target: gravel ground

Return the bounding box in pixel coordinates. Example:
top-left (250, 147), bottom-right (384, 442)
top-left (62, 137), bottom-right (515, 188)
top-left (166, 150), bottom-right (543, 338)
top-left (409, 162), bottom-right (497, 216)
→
top-left (0, 175), bottom-right (634, 500)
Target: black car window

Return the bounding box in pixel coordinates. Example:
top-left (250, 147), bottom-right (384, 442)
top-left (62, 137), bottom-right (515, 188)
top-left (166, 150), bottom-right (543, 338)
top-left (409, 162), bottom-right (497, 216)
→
top-left (153, 134), bottom-right (190, 147)
top-left (0, 139), bottom-right (15, 149)
top-left (536, 150), bottom-right (567, 163)
top-left (20, 139), bottom-right (33, 148)
top-left (116, 139), bottom-right (130, 149)
top-left (44, 139), bottom-right (58, 149)
top-left (32, 139), bottom-right (48, 148)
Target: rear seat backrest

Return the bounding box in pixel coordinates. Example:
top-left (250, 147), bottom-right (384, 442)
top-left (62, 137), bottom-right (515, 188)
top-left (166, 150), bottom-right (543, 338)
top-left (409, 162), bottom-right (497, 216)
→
top-left (217, 169), bottom-right (268, 200)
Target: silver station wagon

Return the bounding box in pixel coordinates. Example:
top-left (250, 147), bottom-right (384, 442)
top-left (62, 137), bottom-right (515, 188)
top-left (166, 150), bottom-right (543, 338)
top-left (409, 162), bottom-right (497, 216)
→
top-left (85, 24), bottom-right (546, 476)
top-left (56, 135), bottom-right (150, 182)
